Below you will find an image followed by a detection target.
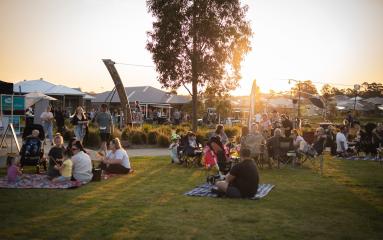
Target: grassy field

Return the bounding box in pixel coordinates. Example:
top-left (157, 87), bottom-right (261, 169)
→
top-left (0, 156), bottom-right (382, 240)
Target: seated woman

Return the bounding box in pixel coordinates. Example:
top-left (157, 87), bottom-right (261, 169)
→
top-left (65, 137), bottom-right (78, 158)
top-left (212, 124), bottom-right (229, 145)
top-left (292, 129), bottom-right (308, 153)
top-left (71, 141), bottom-right (93, 183)
top-left (312, 127), bottom-right (328, 156)
top-left (47, 134), bottom-right (66, 179)
top-left (184, 131), bottom-right (201, 157)
top-left (100, 138), bottom-right (131, 174)
top-left (266, 128), bottom-right (283, 160)
top-left (204, 136), bottom-right (229, 175)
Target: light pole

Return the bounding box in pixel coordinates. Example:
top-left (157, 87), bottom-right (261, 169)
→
top-left (353, 84), bottom-right (360, 111)
top-left (288, 79), bottom-right (301, 119)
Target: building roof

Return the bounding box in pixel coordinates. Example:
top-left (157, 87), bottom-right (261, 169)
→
top-left (92, 86), bottom-right (190, 105)
top-left (14, 79), bottom-right (85, 96)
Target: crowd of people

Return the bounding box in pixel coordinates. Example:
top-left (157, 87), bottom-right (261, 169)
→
top-left (7, 103), bottom-right (131, 185)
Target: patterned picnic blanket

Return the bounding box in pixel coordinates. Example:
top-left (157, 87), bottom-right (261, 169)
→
top-left (185, 183), bottom-right (275, 200)
top-left (339, 156), bottom-right (383, 161)
top-left (0, 174), bottom-right (82, 189)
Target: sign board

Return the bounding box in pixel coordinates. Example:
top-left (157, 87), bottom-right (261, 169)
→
top-left (1, 95), bottom-right (25, 115)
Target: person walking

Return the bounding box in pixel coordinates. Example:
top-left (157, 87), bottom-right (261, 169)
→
top-left (94, 104), bottom-right (113, 153)
top-left (71, 106), bottom-right (88, 143)
top-left (40, 106), bottom-right (54, 145)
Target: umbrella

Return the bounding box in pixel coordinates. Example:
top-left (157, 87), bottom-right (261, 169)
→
top-left (24, 92), bottom-right (57, 108)
top-left (336, 101), bottom-right (372, 111)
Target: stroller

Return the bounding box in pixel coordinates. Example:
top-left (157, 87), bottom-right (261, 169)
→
top-left (20, 124), bottom-right (47, 173)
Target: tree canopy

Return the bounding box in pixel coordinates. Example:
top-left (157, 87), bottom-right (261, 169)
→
top-left (146, 0), bottom-right (252, 130)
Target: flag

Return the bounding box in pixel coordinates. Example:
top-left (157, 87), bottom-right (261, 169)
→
top-left (248, 80), bottom-right (257, 130)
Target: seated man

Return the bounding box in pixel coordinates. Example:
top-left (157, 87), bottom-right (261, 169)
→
top-left (215, 148), bottom-right (259, 198)
top-left (336, 126), bottom-right (352, 157)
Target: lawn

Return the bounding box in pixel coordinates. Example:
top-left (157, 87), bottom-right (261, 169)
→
top-left (0, 156), bottom-right (382, 240)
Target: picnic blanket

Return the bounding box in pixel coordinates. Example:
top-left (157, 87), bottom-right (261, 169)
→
top-left (338, 156), bottom-right (382, 161)
top-left (0, 174), bottom-right (82, 189)
top-left (185, 183), bottom-right (275, 200)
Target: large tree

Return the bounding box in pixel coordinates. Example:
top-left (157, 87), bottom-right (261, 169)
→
top-left (146, 0), bottom-right (252, 131)
top-left (291, 80), bottom-right (318, 98)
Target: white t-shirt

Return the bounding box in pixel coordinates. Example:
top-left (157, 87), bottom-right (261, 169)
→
top-left (40, 111), bottom-right (54, 123)
top-left (71, 151), bottom-right (93, 182)
top-left (107, 149), bottom-right (130, 169)
top-left (336, 132), bottom-right (348, 152)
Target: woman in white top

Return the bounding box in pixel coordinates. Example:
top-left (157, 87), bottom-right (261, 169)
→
top-left (101, 138), bottom-right (131, 174)
top-left (40, 106), bottom-right (54, 144)
top-left (292, 129), bottom-right (307, 153)
top-left (71, 141), bottom-right (93, 183)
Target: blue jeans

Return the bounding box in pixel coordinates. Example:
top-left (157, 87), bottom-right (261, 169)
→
top-left (74, 125), bottom-right (86, 141)
top-left (43, 122), bottom-right (53, 142)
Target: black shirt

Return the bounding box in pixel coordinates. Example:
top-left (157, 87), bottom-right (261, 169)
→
top-left (229, 159), bottom-right (259, 198)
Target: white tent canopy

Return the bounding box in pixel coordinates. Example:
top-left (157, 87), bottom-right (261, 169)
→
top-left (24, 92), bottom-right (57, 108)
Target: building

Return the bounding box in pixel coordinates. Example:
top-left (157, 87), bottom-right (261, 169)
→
top-left (92, 86), bottom-right (191, 119)
top-left (13, 78), bottom-right (87, 113)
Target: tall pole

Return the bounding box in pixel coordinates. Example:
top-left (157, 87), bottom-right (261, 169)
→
top-left (297, 80), bottom-right (301, 119)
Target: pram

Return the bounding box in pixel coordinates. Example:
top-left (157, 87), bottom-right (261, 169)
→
top-left (20, 124), bottom-right (46, 173)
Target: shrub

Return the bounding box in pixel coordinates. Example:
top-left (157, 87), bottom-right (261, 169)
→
top-left (157, 134), bottom-right (170, 147)
top-left (224, 126), bottom-right (240, 139)
top-left (130, 130), bottom-right (147, 145)
top-left (111, 127), bottom-right (122, 140)
top-left (142, 124), bottom-right (153, 133)
top-left (147, 130), bottom-right (158, 145)
top-left (121, 127), bottom-right (133, 141)
top-left (62, 128), bottom-right (75, 142)
top-left (83, 127), bottom-right (101, 148)
top-left (156, 125), bottom-right (172, 136)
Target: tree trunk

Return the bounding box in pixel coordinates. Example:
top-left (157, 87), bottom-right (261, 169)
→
top-left (191, 0), bottom-right (198, 132)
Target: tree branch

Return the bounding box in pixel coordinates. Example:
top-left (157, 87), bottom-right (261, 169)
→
top-left (183, 83), bottom-right (193, 96)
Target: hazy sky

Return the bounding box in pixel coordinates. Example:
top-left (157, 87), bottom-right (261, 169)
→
top-left (1, 0), bottom-right (382, 95)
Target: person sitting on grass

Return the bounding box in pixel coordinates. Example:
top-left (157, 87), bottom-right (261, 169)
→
top-left (71, 141), bottom-right (93, 183)
top-left (215, 148), bottom-right (259, 198)
top-left (52, 156), bottom-right (72, 183)
top-left (47, 134), bottom-right (67, 179)
top-left (7, 156), bottom-right (21, 184)
top-left (100, 138), bottom-right (131, 174)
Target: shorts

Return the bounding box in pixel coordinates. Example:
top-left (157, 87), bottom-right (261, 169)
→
top-left (100, 132), bottom-right (111, 142)
top-left (226, 186), bottom-right (242, 198)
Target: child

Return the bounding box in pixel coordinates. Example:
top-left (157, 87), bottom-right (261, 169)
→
top-left (52, 156), bottom-right (72, 182)
top-left (47, 134), bottom-right (66, 179)
top-left (7, 156), bottom-right (21, 183)
top-left (169, 135), bottom-right (180, 164)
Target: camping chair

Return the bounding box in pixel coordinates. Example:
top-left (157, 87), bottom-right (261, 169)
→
top-left (277, 137), bottom-right (295, 168)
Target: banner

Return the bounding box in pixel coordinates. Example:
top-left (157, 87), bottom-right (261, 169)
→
top-left (248, 80), bottom-right (257, 130)
top-left (1, 95), bottom-right (25, 115)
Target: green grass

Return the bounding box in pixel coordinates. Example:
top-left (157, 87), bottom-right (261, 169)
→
top-left (0, 156), bottom-right (382, 240)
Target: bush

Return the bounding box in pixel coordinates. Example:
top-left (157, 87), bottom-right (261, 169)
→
top-left (157, 134), bottom-right (170, 147)
top-left (62, 127), bottom-right (75, 142)
top-left (129, 130), bottom-right (147, 145)
top-left (142, 124), bottom-right (153, 133)
top-left (156, 125), bottom-right (172, 136)
top-left (224, 126), bottom-right (240, 139)
top-left (147, 131), bottom-right (158, 145)
top-left (111, 127), bottom-right (122, 140)
top-left (83, 127), bottom-right (101, 148)
top-left (121, 127), bottom-right (133, 141)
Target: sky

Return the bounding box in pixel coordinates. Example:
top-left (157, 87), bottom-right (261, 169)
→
top-left (0, 0), bottom-right (382, 95)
